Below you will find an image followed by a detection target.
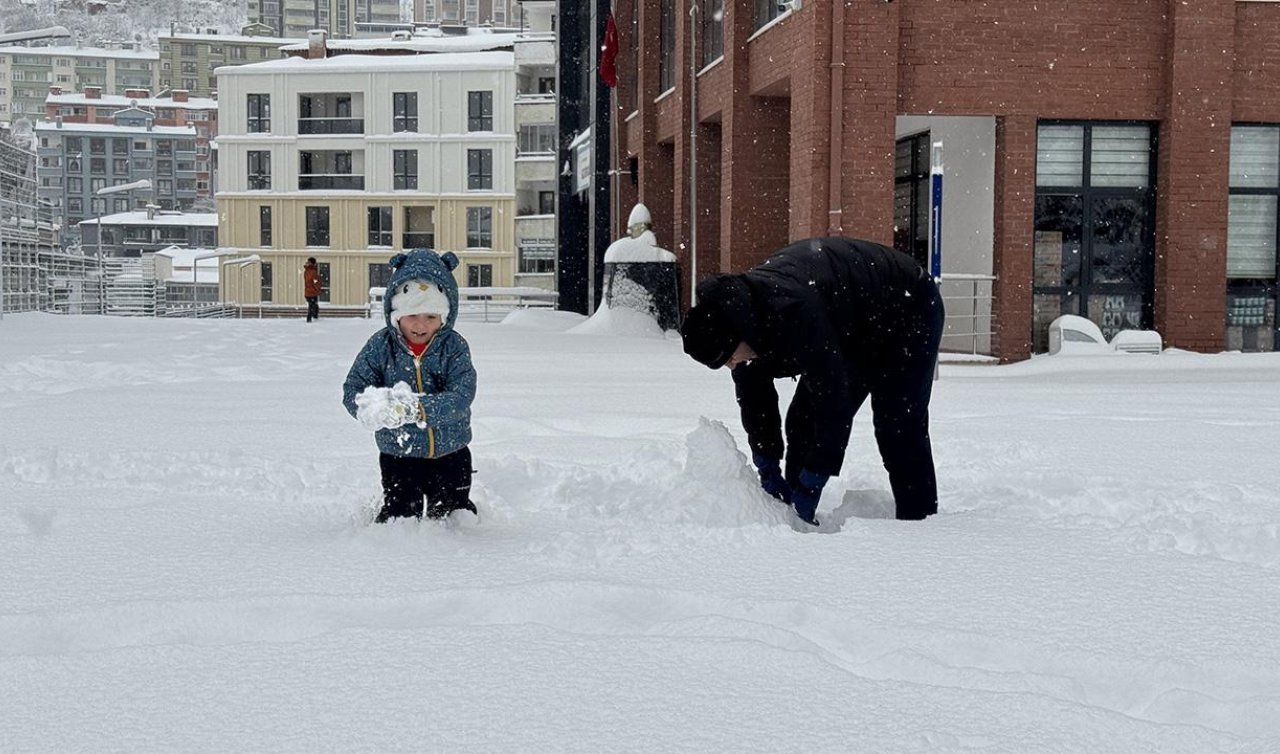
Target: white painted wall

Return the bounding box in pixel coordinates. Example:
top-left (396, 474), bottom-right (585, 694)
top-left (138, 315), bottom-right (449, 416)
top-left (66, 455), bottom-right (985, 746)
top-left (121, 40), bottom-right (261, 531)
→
top-left (896, 115), bottom-right (994, 277)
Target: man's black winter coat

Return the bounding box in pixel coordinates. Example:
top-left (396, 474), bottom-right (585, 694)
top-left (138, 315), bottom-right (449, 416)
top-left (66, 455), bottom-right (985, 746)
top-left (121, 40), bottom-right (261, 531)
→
top-left (701, 237), bottom-right (943, 480)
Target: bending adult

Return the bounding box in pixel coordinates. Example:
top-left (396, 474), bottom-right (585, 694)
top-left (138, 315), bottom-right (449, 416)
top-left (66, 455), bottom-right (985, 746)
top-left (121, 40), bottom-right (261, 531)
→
top-left (681, 237), bottom-right (945, 525)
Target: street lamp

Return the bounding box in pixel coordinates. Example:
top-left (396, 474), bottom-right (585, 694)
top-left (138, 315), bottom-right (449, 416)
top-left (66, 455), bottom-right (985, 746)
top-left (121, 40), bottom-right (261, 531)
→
top-left (93, 179), bottom-right (152, 313)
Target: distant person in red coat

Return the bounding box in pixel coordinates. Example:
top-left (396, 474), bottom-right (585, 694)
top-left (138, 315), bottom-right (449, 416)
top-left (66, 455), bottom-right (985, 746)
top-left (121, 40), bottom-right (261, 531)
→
top-left (303, 257), bottom-right (322, 322)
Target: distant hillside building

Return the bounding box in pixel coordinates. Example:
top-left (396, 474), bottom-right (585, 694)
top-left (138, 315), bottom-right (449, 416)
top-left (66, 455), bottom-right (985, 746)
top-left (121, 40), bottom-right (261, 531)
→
top-left (414, 0), bottom-right (515, 26)
top-left (0, 44), bottom-right (158, 124)
top-left (157, 28), bottom-right (299, 98)
top-left (36, 110), bottom-right (199, 247)
top-left (44, 87), bottom-right (219, 205)
top-left (247, 0), bottom-right (405, 40)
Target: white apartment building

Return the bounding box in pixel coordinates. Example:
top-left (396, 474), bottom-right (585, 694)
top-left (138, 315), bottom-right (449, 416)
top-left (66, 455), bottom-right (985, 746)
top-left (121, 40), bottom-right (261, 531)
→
top-left (215, 34), bottom-right (520, 309)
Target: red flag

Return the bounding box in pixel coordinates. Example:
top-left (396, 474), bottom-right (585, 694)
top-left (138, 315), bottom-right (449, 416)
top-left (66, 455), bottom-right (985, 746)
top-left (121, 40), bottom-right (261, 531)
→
top-left (600, 12), bottom-right (619, 88)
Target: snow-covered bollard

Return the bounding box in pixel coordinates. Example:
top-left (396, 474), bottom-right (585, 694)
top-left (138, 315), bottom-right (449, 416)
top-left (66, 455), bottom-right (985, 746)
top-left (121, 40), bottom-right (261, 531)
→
top-left (603, 203), bottom-right (681, 331)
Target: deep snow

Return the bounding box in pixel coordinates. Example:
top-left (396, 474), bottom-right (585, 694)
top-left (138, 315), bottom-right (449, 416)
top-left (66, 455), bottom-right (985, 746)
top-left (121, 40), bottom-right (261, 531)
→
top-left (1, 311), bottom-right (1278, 753)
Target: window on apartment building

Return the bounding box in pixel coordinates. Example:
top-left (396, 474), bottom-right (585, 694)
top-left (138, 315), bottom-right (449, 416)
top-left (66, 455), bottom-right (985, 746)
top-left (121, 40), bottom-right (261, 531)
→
top-left (91, 198), bottom-right (105, 214)
top-left (518, 124), bottom-right (555, 154)
top-left (368, 206), bottom-right (393, 247)
top-left (754, 0), bottom-right (787, 30)
top-left (259, 205), bottom-right (272, 246)
top-left (305, 206), bottom-right (330, 246)
top-left (182, 78), bottom-right (197, 91)
top-left (702, 0), bottom-right (725, 65)
top-left (90, 138), bottom-right (106, 155)
top-left (393, 149), bottom-right (418, 190)
top-left (393, 92), bottom-right (418, 132)
top-left (466, 207), bottom-right (492, 248)
top-left (157, 160), bottom-right (173, 176)
top-left (467, 264), bottom-right (493, 288)
top-left (68, 177), bottom-right (82, 193)
top-left (247, 93), bottom-right (271, 133)
top-left (1032, 122), bottom-right (1156, 352)
top-left (1226, 124), bottom-right (1280, 352)
top-left (467, 149), bottom-right (492, 190)
top-left (67, 197), bottom-right (83, 213)
top-left (260, 261), bottom-right (273, 302)
top-left (467, 91), bottom-right (493, 132)
top-left (112, 138), bottom-right (128, 154)
top-left (539, 191), bottom-right (555, 214)
top-left (90, 158), bottom-right (105, 175)
top-left (369, 262), bottom-right (392, 290)
top-left (493, 0), bottom-right (506, 24)
top-left (465, 0), bottom-right (479, 23)
top-left (659, 0), bottom-right (675, 92)
top-left (403, 207), bottom-right (434, 248)
top-left (157, 140), bottom-right (173, 156)
top-left (113, 158), bottom-right (129, 174)
top-left (519, 240), bottom-right (555, 274)
top-left (232, 47), bottom-right (247, 61)
top-left (114, 198), bottom-right (128, 212)
top-left (181, 44), bottom-right (196, 56)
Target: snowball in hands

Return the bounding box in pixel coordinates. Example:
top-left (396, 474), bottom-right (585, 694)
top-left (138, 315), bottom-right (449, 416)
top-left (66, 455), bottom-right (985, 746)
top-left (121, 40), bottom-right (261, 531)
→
top-left (355, 382), bottom-right (422, 431)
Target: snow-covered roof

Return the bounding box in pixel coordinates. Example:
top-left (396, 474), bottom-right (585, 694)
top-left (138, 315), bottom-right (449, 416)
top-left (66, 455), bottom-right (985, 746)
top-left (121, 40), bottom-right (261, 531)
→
top-left (79, 212), bottom-right (218, 227)
top-left (219, 50), bottom-right (514, 76)
top-left (160, 32), bottom-right (301, 46)
top-left (35, 122), bottom-right (197, 137)
top-left (46, 93), bottom-right (219, 111)
top-left (278, 30), bottom-right (520, 55)
top-left (2, 45), bottom-right (157, 60)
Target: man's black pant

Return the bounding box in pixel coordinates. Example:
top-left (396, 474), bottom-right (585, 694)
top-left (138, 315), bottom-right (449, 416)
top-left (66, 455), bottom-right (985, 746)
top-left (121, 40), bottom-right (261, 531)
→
top-left (305, 296), bottom-right (319, 322)
top-left (784, 276), bottom-right (945, 520)
top-left (378, 447), bottom-right (474, 522)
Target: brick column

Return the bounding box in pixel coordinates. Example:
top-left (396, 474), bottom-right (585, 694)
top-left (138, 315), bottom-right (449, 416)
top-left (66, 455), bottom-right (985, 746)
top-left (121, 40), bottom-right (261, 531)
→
top-left (992, 114), bottom-right (1037, 363)
top-left (836, 0), bottom-right (900, 243)
top-left (1154, 0), bottom-right (1233, 351)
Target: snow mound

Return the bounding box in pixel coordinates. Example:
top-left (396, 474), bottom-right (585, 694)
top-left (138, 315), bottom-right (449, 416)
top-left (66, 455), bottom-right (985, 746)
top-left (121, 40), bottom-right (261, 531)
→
top-left (498, 309), bottom-right (588, 332)
top-left (567, 303), bottom-right (665, 338)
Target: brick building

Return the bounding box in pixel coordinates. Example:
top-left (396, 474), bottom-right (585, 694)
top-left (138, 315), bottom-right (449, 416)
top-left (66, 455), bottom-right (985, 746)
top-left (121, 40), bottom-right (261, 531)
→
top-left (44, 87), bottom-right (218, 206)
top-left (612, 0), bottom-right (1280, 358)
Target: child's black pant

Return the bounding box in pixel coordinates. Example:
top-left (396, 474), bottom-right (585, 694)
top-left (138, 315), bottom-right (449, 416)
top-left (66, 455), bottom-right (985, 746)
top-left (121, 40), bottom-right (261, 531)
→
top-left (378, 448), bottom-right (473, 522)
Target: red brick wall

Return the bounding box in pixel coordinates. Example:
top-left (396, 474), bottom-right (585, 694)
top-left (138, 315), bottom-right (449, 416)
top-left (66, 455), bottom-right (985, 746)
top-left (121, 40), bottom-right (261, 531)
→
top-left (616, 0), bottom-right (1280, 355)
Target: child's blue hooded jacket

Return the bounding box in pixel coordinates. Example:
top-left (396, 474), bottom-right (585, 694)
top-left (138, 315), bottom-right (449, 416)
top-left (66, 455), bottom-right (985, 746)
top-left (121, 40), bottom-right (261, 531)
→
top-left (342, 250), bottom-right (476, 459)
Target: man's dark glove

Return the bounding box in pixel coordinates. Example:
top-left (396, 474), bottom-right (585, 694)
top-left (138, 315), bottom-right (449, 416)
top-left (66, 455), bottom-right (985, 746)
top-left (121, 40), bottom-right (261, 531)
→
top-left (752, 453), bottom-right (791, 503)
top-left (791, 469), bottom-right (829, 526)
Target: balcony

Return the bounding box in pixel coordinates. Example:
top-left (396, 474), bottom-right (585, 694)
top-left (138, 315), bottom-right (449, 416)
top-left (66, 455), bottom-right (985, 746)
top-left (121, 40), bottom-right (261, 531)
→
top-left (515, 154), bottom-right (556, 184)
top-left (515, 96), bottom-right (555, 128)
top-left (514, 38), bottom-right (555, 67)
top-left (297, 92), bottom-right (364, 135)
top-left (515, 214), bottom-right (555, 245)
top-left (298, 174), bottom-right (365, 190)
top-left (297, 117), bottom-right (365, 135)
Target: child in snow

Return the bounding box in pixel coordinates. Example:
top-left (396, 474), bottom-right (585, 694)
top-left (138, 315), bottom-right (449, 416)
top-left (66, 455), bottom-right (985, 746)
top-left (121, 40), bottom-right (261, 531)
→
top-left (342, 249), bottom-right (478, 523)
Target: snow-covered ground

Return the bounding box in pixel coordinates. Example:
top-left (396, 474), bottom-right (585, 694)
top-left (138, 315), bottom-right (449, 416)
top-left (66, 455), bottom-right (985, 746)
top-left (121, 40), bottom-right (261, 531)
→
top-left (2, 311), bottom-right (1278, 753)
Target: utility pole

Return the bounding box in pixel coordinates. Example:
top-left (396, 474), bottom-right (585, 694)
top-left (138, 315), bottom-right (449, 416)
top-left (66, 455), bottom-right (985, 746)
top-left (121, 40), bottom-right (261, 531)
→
top-left (688, 0), bottom-right (699, 307)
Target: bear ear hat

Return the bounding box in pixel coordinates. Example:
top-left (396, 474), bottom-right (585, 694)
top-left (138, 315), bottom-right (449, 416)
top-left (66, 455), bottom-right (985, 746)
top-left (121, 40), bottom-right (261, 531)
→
top-left (389, 253), bottom-right (408, 270)
top-left (439, 251), bottom-right (460, 272)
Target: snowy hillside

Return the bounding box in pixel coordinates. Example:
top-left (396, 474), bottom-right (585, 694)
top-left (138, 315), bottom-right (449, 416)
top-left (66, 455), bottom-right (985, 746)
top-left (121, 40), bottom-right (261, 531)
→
top-left (0, 0), bottom-right (247, 46)
top-left (2, 312), bottom-right (1279, 752)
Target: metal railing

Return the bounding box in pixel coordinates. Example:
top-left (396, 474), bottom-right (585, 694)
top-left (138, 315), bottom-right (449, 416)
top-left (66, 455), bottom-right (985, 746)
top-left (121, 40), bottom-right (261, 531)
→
top-left (937, 273), bottom-right (995, 357)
